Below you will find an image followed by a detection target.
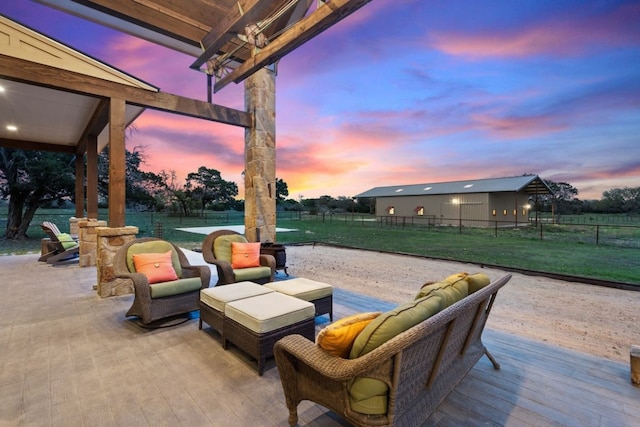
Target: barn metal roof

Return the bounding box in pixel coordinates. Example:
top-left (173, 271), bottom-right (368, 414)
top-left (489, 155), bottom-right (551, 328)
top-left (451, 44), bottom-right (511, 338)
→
top-left (355, 175), bottom-right (552, 198)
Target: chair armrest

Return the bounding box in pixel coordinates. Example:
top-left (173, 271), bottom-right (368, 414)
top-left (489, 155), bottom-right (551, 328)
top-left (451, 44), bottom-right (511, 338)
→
top-left (116, 272), bottom-right (152, 299)
top-left (260, 254), bottom-right (275, 281)
top-left (181, 265), bottom-right (211, 289)
top-left (203, 258), bottom-right (235, 285)
top-left (260, 254), bottom-right (276, 270)
top-left (274, 334), bottom-right (393, 381)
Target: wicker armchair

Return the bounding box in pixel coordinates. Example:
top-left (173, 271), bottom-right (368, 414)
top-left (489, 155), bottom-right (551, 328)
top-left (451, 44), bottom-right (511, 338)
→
top-left (201, 230), bottom-right (275, 285)
top-left (274, 274), bottom-right (512, 427)
top-left (114, 238), bottom-right (211, 324)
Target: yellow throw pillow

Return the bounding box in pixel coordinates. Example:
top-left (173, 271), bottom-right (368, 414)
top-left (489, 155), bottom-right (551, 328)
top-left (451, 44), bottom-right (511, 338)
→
top-left (132, 250), bottom-right (179, 284)
top-left (231, 242), bottom-right (261, 269)
top-left (317, 312), bottom-right (382, 358)
top-left (414, 275), bottom-right (469, 308)
top-left (466, 273), bottom-right (491, 293)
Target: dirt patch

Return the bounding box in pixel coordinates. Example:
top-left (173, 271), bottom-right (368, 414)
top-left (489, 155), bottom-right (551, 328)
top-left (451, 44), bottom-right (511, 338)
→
top-left (285, 245), bottom-right (638, 363)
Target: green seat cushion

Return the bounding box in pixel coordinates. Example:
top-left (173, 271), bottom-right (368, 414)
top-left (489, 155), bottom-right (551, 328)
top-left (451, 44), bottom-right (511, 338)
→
top-left (348, 293), bottom-right (442, 415)
top-left (213, 234), bottom-right (248, 263)
top-left (57, 233), bottom-right (78, 250)
top-left (126, 240), bottom-right (182, 278)
top-left (150, 277), bottom-right (202, 298)
top-left (233, 266), bottom-right (272, 282)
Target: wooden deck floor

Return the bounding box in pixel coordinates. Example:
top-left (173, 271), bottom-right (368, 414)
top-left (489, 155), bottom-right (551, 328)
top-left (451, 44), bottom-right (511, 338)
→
top-left (324, 288), bottom-right (640, 426)
top-left (1, 256), bottom-right (639, 426)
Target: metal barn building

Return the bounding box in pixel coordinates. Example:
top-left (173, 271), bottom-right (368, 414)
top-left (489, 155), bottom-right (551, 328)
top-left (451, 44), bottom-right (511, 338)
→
top-left (355, 175), bottom-right (552, 228)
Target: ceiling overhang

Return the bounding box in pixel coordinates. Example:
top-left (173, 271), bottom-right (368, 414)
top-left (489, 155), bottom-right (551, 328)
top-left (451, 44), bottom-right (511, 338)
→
top-left (0, 13), bottom-right (251, 157)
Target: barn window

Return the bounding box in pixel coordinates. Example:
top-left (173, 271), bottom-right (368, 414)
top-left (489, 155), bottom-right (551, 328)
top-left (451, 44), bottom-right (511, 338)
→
top-left (513, 209), bottom-right (517, 216)
top-left (492, 209), bottom-right (497, 216)
top-left (503, 209), bottom-right (508, 216)
top-left (414, 206), bottom-right (424, 216)
top-left (386, 206), bottom-right (395, 215)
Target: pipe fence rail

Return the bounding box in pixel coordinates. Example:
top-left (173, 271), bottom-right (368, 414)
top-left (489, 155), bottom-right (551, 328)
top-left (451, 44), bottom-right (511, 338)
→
top-left (6, 210), bottom-right (640, 249)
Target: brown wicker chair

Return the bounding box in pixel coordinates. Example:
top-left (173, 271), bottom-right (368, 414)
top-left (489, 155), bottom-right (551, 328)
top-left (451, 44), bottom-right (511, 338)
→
top-left (274, 274), bottom-right (512, 427)
top-left (114, 238), bottom-right (211, 324)
top-left (201, 230), bottom-right (275, 285)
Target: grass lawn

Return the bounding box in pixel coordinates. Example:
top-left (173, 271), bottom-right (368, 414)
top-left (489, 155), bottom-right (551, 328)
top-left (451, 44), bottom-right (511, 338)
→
top-left (1, 210), bottom-right (638, 285)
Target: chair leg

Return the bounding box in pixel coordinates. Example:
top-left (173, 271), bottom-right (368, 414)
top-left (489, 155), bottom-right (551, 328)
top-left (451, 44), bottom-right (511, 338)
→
top-left (484, 348), bottom-right (500, 370)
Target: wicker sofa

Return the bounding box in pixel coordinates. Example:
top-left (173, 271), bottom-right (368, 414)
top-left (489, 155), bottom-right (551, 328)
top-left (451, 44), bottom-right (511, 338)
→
top-left (274, 273), bottom-right (512, 427)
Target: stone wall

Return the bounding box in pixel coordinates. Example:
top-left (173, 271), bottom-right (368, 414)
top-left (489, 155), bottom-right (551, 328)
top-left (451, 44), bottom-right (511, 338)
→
top-left (95, 226), bottom-right (138, 298)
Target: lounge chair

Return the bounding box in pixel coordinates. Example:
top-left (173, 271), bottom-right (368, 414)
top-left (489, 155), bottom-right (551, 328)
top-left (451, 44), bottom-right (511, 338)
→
top-left (201, 230), bottom-right (275, 285)
top-left (38, 221), bottom-right (79, 264)
top-left (113, 237), bottom-right (211, 325)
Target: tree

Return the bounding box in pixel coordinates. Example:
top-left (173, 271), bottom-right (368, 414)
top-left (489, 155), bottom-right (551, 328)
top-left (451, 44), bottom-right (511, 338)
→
top-left (157, 170), bottom-right (196, 215)
top-left (600, 187), bottom-right (640, 213)
top-left (534, 180), bottom-right (581, 214)
top-left (97, 146), bottom-right (164, 210)
top-left (186, 166), bottom-right (238, 213)
top-left (0, 149), bottom-right (75, 239)
top-left (275, 178), bottom-right (289, 202)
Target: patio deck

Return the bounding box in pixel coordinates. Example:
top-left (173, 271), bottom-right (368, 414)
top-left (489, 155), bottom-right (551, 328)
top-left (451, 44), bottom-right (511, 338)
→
top-left (1, 254), bottom-right (639, 426)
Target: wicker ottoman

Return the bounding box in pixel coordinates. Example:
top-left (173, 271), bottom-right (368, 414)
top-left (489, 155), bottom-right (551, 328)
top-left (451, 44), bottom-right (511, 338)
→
top-left (224, 292), bottom-right (315, 375)
top-left (199, 281), bottom-right (274, 342)
top-left (265, 277), bottom-right (334, 320)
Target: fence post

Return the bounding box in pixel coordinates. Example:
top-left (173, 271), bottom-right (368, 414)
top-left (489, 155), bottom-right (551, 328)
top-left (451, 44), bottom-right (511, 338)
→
top-left (154, 222), bottom-right (163, 239)
top-left (596, 224), bottom-right (600, 245)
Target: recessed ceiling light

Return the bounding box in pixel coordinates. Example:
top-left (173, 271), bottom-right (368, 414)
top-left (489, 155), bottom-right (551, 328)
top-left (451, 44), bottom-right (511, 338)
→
top-left (6, 125), bottom-right (18, 131)
top-left (463, 184), bottom-right (473, 188)
top-left (395, 188), bottom-right (403, 192)
top-left (423, 186), bottom-right (432, 191)
top-left (0, 86), bottom-right (5, 93)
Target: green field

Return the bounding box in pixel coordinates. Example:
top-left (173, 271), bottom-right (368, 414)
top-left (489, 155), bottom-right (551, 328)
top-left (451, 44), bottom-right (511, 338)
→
top-left (2, 209), bottom-right (639, 285)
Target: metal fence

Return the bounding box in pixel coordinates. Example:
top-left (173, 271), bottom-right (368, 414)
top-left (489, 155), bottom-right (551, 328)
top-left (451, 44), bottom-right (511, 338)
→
top-left (294, 212), bottom-right (640, 248)
top-left (4, 210), bottom-right (639, 249)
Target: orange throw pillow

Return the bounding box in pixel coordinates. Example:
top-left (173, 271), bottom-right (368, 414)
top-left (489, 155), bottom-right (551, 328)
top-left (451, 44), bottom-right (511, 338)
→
top-left (317, 312), bottom-right (382, 358)
top-left (231, 242), bottom-right (261, 269)
top-left (132, 250), bottom-right (178, 284)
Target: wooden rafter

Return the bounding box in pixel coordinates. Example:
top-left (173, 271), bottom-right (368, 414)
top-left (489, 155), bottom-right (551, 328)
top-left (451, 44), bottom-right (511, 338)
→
top-left (191, 0), bottom-right (271, 71)
top-left (213, 0), bottom-right (373, 92)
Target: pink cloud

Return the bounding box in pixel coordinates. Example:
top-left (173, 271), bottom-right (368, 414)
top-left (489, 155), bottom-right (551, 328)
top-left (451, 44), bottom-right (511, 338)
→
top-left (429, 3), bottom-right (640, 58)
top-left (471, 113), bottom-right (567, 139)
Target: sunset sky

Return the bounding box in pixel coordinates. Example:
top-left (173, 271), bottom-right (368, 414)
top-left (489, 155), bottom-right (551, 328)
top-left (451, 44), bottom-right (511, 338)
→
top-left (2, 0), bottom-right (639, 200)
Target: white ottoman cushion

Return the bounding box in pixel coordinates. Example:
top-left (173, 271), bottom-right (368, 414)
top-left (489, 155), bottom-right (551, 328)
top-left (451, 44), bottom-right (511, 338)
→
top-left (225, 292), bottom-right (314, 333)
top-left (265, 277), bottom-right (333, 301)
top-left (200, 281), bottom-right (273, 312)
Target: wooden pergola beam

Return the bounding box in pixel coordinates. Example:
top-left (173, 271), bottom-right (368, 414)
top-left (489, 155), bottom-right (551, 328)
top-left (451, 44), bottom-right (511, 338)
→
top-left (214, 0), bottom-right (373, 92)
top-left (0, 137), bottom-right (76, 154)
top-left (0, 54), bottom-right (252, 128)
top-left (192, 0), bottom-right (270, 71)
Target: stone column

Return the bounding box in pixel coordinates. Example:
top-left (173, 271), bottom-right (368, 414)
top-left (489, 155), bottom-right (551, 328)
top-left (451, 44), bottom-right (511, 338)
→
top-left (69, 217), bottom-right (84, 237)
top-left (95, 226), bottom-right (138, 298)
top-left (244, 67), bottom-right (276, 243)
top-left (78, 219), bottom-right (107, 267)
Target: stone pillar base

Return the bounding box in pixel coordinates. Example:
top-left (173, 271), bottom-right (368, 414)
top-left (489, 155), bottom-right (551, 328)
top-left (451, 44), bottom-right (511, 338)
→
top-left (78, 219), bottom-right (107, 267)
top-left (96, 226), bottom-right (139, 298)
